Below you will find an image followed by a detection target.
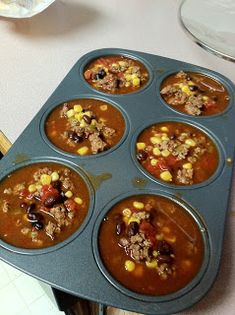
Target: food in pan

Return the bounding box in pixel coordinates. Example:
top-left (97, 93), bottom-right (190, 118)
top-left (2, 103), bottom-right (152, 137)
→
top-left (45, 99), bottom-right (125, 155)
top-left (84, 55), bottom-right (149, 94)
top-left (136, 122), bottom-right (218, 185)
top-left (99, 195), bottom-right (204, 295)
top-left (0, 163), bottom-right (89, 249)
top-left (160, 71), bottom-right (230, 116)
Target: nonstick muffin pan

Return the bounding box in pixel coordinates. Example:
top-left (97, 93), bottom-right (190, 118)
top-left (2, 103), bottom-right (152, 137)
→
top-left (0, 48), bottom-right (235, 315)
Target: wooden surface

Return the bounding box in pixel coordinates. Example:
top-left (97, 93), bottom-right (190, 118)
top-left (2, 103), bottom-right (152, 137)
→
top-left (0, 130), bottom-right (11, 155)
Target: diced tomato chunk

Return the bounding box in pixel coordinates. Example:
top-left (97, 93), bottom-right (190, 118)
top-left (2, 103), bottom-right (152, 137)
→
top-left (165, 155), bottom-right (177, 166)
top-left (41, 185), bottom-right (59, 203)
top-left (204, 100), bottom-right (216, 109)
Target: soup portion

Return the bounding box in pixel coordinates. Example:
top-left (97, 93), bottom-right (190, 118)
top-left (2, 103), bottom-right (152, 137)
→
top-left (0, 163), bottom-right (90, 249)
top-left (136, 122), bottom-right (219, 185)
top-left (160, 71), bottom-right (230, 116)
top-left (84, 55), bottom-right (149, 94)
top-left (45, 99), bottom-right (125, 155)
top-left (99, 195), bottom-right (205, 296)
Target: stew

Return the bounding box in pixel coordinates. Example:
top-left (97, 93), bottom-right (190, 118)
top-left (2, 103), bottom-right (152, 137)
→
top-left (84, 55), bottom-right (149, 94)
top-left (45, 99), bottom-right (125, 155)
top-left (136, 122), bottom-right (219, 185)
top-left (0, 162), bottom-right (89, 249)
top-left (160, 71), bottom-right (229, 116)
top-left (99, 195), bottom-right (205, 295)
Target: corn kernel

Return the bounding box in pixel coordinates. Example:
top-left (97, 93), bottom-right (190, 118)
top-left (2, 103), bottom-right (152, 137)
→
top-left (161, 149), bottom-right (170, 157)
top-left (122, 208), bottom-right (132, 217)
top-left (185, 139), bottom-right (196, 147)
top-left (136, 142), bottom-right (146, 150)
top-left (132, 77), bottom-right (140, 87)
top-left (152, 250), bottom-right (158, 258)
top-left (146, 260), bottom-right (158, 269)
top-left (161, 135), bottom-right (170, 141)
top-left (179, 83), bottom-right (184, 88)
top-left (181, 85), bottom-right (191, 95)
top-left (125, 82), bottom-right (131, 87)
top-left (125, 74), bottom-right (132, 81)
top-left (153, 147), bottom-right (161, 156)
top-left (188, 81), bottom-right (194, 86)
top-left (128, 217), bottom-right (141, 225)
top-left (150, 136), bottom-right (161, 145)
top-left (183, 162), bottom-right (193, 169)
top-left (160, 126), bottom-right (169, 132)
top-left (28, 184), bottom-right (37, 193)
top-left (74, 197), bottom-right (83, 205)
top-left (150, 159), bottom-right (158, 166)
top-left (160, 171), bottom-right (172, 182)
top-left (65, 191), bottom-right (73, 198)
top-left (202, 96), bottom-right (209, 101)
top-left (51, 171), bottom-right (59, 182)
top-left (112, 63), bottom-right (119, 68)
top-left (66, 109), bottom-right (75, 118)
top-left (40, 174), bottom-right (52, 185)
top-left (100, 104), bottom-right (108, 111)
top-left (91, 119), bottom-right (97, 126)
top-left (77, 146), bottom-right (89, 155)
top-left (165, 236), bottom-right (176, 243)
top-left (133, 201), bottom-right (144, 209)
top-left (80, 120), bottom-right (87, 128)
top-left (125, 260), bottom-right (135, 272)
top-left (118, 61), bottom-right (127, 67)
top-left (36, 184), bottom-right (42, 191)
top-left (75, 112), bottom-right (83, 121)
top-left (73, 104), bottom-right (83, 113)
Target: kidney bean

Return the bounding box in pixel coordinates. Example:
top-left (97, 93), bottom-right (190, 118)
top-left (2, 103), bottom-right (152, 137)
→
top-left (127, 221), bottom-right (139, 237)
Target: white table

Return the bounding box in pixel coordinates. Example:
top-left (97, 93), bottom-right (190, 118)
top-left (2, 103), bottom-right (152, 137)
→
top-left (0, 1), bottom-right (235, 314)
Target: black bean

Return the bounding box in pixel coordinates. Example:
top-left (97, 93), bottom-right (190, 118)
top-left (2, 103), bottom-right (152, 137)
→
top-left (68, 131), bottom-right (83, 143)
top-left (33, 195), bottom-right (41, 202)
top-left (20, 202), bottom-right (27, 209)
top-left (68, 130), bottom-right (75, 139)
top-left (83, 115), bottom-right (91, 124)
top-left (127, 222), bottom-right (139, 237)
top-left (137, 150), bottom-right (148, 161)
top-left (189, 85), bottom-right (198, 91)
top-left (157, 254), bottom-right (172, 264)
top-left (43, 195), bottom-right (58, 208)
top-left (52, 180), bottom-right (62, 191)
top-left (27, 203), bottom-right (36, 213)
top-left (157, 240), bottom-right (173, 255)
top-left (95, 69), bottom-right (106, 80)
top-left (33, 221), bottom-right (44, 230)
top-left (60, 191), bottom-right (68, 202)
top-left (186, 76), bottom-right (192, 81)
top-left (116, 222), bottom-right (125, 235)
top-left (27, 212), bottom-right (39, 223)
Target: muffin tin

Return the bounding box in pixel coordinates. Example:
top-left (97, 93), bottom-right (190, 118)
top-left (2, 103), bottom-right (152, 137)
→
top-left (0, 48), bottom-right (235, 315)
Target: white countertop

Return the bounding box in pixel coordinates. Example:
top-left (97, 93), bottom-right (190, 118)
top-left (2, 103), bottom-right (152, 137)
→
top-left (0, 1), bottom-right (235, 314)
